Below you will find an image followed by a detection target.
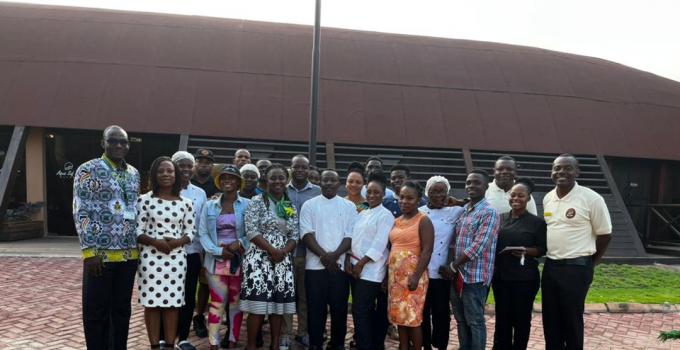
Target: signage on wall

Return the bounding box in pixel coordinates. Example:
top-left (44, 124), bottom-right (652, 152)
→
top-left (56, 162), bottom-right (75, 179)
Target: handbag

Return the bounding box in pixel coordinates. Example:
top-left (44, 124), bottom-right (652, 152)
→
top-left (215, 253), bottom-right (241, 276)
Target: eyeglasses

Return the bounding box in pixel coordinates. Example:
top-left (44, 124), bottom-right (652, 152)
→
top-left (106, 138), bottom-right (129, 146)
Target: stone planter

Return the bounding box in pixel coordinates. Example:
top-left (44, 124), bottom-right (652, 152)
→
top-left (0, 220), bottom-right (45, 241)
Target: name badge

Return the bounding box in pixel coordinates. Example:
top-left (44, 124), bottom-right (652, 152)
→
top-left (543, 212), bottom-right (552, 217)
top-left (123, 210), bottom-right (136, 221)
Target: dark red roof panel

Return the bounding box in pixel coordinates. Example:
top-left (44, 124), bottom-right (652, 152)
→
top-left (1, 3), bottom-right (680, 160)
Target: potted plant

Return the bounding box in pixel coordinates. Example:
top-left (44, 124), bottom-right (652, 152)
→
top-left (0, 202), bottom-right (45, 241)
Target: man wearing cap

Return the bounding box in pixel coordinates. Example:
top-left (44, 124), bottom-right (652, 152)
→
top-left (73, 125), bottom-right (140, 350)
top-left (485, 156), bottom-right (537, 215)
top-left (192, 148), bottom-right (219, 198)
top-left (173, 151), bottom-right (208, 350)
top-left (233, 149), bottom-right (252, 169)
top-left (542, 154), bottom-right (612, 350)
top-left (190, 148), bottom-right (217, 337)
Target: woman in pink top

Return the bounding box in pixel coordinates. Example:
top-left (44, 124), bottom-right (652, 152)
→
top-left (388, 180), bottom-right (434, 350)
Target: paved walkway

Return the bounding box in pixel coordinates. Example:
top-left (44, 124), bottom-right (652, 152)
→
top-left (2, 256), bottom-right (680, 349)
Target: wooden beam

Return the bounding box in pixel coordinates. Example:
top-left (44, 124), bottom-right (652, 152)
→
top-left (0, 126), bottom-right (28, 221)
top-left (597, 154), bottom-right (648, 257)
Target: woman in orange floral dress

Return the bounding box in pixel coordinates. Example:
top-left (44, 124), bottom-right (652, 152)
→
top-left (388, 180), bottom-right (435, 350)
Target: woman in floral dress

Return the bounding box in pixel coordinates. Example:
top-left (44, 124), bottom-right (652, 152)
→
top-left (388, 181), bottom-right (434, 350)
top-left (239, 163), bottom-right (299, 350)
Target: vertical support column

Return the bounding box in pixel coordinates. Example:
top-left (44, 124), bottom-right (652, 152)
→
top-left (325, 141), bottom-right (336, 170)
top-left (178, 134), bottom-right (189, 152)
top-left (25, 128), bottom-right (47, 235)
top-left (462, 148), bottom-right (474, 173)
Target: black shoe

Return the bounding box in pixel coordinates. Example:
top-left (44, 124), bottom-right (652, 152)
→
top-left (193, 315), bottom-right (208, 338)
top-left (176, 341), bottom-right (197, 350)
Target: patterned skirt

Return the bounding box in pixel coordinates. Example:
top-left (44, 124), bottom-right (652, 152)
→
top-left (239, 232), bottom-right (296, 315)
top-left (387, 250), bottom-right (429, 327)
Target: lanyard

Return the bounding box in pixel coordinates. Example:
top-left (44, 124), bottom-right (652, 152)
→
top-left (102, 154), bottom-right (129, 204)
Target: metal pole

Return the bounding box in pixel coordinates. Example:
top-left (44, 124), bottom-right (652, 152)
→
top-left (308, 0), bottom-right (321, 166)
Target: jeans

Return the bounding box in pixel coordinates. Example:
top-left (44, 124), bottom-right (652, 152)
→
top-left (351, 278), bottom-right (388, 350)
top-left (422, 278), bottom-right (451, 349)
top-left (541, 260), bottom-right (594, 350)
top-left (450, 282), bottom-right (489, 350)
top-left (82, 259), bottom-right (138, 350)
top-left (305, 269), bottom-right (350, 349)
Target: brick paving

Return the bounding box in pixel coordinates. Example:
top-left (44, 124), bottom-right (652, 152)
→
top-left (2, 257), bottom-right (680, 349)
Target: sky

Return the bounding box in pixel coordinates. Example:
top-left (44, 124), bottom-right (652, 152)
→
top-left (10, 0), bottom-right (680, 82)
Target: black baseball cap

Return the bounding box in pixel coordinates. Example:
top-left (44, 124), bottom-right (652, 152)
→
top-left (194, 148), bottom-right (214, 162)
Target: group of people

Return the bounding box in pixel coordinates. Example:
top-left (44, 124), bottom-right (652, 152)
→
top-left (74, 125), bottom-right (612, 350)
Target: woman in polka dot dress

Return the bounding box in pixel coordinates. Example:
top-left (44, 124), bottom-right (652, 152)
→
top-left (136, 157), bottom-right (195, 350)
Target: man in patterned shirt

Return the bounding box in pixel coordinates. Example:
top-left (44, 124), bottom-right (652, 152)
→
top-left (73, 125), bottom-right (140, 350)
top-left (445, 169), bottom-right (500, 350)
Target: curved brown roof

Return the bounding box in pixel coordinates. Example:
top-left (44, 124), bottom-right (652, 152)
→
top-left (1, 3), bottom-right (680, 160)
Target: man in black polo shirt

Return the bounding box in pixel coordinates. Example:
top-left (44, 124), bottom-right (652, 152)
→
top-left (191, 148), bottom-right (219, 198)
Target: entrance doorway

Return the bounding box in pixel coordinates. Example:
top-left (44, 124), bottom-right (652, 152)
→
top-left (44, 128), bottom-right (179, 235)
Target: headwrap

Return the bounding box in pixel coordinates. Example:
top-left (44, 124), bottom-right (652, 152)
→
top-left (239, 163), bottom-right (260, 178)
top-left (171, 151), bottom-right (195, 164)
top-left (424, 175), bottom-right (451, 197)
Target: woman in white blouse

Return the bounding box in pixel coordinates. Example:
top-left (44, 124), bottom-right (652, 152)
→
top-left (344, 173), bottom-right (394, 350)
top-left (418, 176), bottom-right (464, 350)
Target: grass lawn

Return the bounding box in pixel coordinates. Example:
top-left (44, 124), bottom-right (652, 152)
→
top-left (487, 264), bottom-right (680, 304)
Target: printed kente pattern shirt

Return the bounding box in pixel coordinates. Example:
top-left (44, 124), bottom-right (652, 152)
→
top-left (72, 157), bottom-right (140, 262)
top-left (453, 198), bottom-right (500, 285)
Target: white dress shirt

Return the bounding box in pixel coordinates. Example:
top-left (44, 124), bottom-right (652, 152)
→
top-left (485, 180), bottom-right (538, 215)
top-left (349, 205), bottom-right (394, 283)
top-left (181, 184), bottom-right (207, 255)
top-left (300, 195), bottom-right (358, 270)
top-left (419, 205), bottom-right (464, 279)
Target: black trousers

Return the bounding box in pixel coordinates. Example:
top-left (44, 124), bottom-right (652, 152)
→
top-left (305, 269), bottom-right (350, 349)
top-left (541, 261), bottom-right (594, 350)
top-left (422, 278), bottom-right (451, 350)
top-left (492, 278), bottom-right (540, 350)
top-left (351, 278), bottom-right (388, 350)
top-left (82, 259), bottom-right (138, 350)
top-left (177, 252), bottom-right (202, 341)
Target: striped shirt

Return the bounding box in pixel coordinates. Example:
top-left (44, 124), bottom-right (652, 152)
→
top-left (453, 198), bottom-right (500, 285)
